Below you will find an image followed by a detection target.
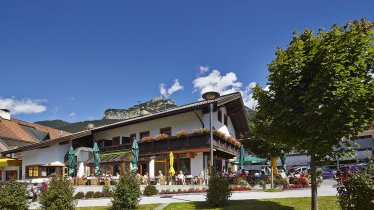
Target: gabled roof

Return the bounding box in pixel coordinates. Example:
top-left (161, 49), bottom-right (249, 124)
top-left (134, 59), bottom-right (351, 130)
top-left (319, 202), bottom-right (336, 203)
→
top-left (92, 92), bottom-right (248, 133)
top-left (0, 118), bottom-right (71, 143)
top-left (1, 130), bottom-right (92, 155)
top-left (2, 92), bottom-right (249, 155)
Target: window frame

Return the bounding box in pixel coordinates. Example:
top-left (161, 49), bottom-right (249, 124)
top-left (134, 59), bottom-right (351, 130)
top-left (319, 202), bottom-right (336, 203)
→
top-left (224, 114), bottom-right (228, 126)
top-left (160, 127), bottom-right (172, 137)
top-left (27, 165), bottom-right (39, 178)
top-left (129, 133), bottom-right (137, 141)
top-left (217, 109), bottom-right (222, 123)
top-left (112, 136), bottom-right (121, 145)
top-left (139, 131), bottom-right (150, 139)
top-left (121, 136), bottom-right (131, 145)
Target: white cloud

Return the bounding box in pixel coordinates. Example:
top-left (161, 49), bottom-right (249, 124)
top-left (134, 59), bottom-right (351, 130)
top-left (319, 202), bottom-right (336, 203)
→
top-left (198, 66), bottom-right (209, 75)
top-left (193, 69), bottom-right (242, 96)
top-left (193, 69), bottom-right (262, 109)
top-left (159, 79), bottom-right (184, 98)
top-left (0, 97), bottom-right (47, 115)
top-left (68, 112), bottom-right (76, 117)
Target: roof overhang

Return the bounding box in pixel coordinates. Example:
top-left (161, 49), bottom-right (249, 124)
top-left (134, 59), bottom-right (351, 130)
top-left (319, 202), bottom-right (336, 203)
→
top-left (1, 130), bottom-right (92, 155)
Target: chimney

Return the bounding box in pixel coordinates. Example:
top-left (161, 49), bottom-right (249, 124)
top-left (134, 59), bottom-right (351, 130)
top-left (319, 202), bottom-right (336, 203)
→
top-left (87, 123), bottom-right (94, 130)
top-left (0, 109), bottom-right (11, 120)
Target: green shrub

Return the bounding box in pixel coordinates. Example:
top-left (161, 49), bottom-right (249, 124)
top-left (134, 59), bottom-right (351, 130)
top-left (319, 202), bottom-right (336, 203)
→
top-left (74, 192), bottom-right (85, 199)
top-left (143, 185), bottom-right (158, 196)
top-left (237, 177), bottom-right (249, 186)
top-left (112, 171), bottom-right (141, 210)
top-left (0, 179), bottom-right (28, 210)
top-left (85, 191), bottom-right (94, 199)
top-left (206, 169), bottom-right (232, 207)
top-left (39, 175), bottom-right (75, 210)
top-left (102, 182), bottom-right (114, 197)
top-left (336, 165), bottom-right (374, 210)
top-left (93, 191), bottom-right (102, 198)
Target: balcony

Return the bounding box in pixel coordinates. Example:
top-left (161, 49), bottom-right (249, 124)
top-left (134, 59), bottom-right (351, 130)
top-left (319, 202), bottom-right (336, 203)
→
top-left (98, 133), bottom-right (239, 156)
top-left (139, 133), bottom-right (239, 156)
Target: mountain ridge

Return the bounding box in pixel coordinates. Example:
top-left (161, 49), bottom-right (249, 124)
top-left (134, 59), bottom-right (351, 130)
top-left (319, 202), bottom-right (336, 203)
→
top-left (35, 96), bottom-right (177, 133)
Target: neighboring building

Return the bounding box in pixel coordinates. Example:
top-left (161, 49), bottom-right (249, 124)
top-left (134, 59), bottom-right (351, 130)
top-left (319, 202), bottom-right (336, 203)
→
top-left (284, 128), bottom-right (374, 167)
top-left (2, 92), bottom-right (249, 181)
top-left (0, 109), bottom-right (70, 180)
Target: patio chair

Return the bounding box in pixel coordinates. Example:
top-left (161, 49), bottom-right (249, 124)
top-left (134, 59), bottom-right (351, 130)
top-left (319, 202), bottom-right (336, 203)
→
top-left (159, 177), bottom-right (166, 185)
top-left (90, 178), bottom-right (98, 185)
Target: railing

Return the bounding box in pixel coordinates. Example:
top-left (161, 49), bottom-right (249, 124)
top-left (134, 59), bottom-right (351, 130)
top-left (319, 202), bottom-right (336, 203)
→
top-left (100, 143), bottom-right (132, 153)
top-left (98, 133), bottom-right (239, 156)
top-left (139, 133), bottom-right (239, 156)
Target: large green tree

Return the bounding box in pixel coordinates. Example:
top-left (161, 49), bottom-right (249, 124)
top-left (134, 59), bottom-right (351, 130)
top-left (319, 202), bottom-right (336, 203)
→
top-left (252, 19), bottom-right (374, 210)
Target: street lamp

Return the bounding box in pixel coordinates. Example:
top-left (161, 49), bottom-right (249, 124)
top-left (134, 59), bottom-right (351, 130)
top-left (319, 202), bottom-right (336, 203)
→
top-left (202, 91), bottom-right (220, 171)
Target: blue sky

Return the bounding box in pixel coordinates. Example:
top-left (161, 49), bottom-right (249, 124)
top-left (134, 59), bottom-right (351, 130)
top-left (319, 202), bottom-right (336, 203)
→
top-left (1, 0), bottom-right (373, 122)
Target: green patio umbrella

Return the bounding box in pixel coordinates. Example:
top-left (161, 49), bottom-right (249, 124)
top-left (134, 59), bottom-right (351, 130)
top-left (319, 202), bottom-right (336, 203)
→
top-left (68, 146), bottom-right (75, 177)
top-left (131, 139), bottom-right (139, 171)
top-left (244, 155), bottom-right (266, 164)
top-left (232, 155), bottom-right (266, 165)
top-left (93, 142), bottom-right (101, 176)
top-left (280, 155), bottom-right (286, 172)
top-left (238, 145), bottom-right (245, 171)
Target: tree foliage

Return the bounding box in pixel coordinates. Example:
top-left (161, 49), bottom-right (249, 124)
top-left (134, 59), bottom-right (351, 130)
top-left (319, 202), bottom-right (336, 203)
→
top-left (39, 175), bottom-right (76, 210)
top-left (252, 19), bottom-right (374, 210)
top-left (111, 170), bottom-right (141, 210)
top-left (242, 111), bottom-right (288, 159)
top-left (0, 179), bottom-right (28, 210)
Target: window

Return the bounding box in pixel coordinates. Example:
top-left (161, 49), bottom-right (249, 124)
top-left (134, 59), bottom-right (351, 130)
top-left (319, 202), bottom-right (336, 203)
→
top-left (160, 127), bottom-right (171, 137)
top-left (139, 131), bottom-right (150, 139)
top-left (224, 114), bottom-right (228, 126)
top-left (27, 166), bottom-right (39, 177)
top-left (130, 133), bottom-right (137, 141)
top-left (112, 136), bottom-right (120, 145)
top-left (122, 136), bottom-right (131, 145)
top-left (40, 167), bottom-right (56, 177)
top-left (218, 109), bottom-right (222, 122)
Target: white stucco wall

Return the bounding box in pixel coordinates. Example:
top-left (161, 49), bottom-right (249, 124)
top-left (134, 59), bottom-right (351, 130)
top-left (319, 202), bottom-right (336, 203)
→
top-left (202, 107), bottom-right (236, 138)
top-left (21, 143), bottom-right (71, 178)
top-left (149, 159), bottom-right (155, 178)
top-left (190, 152), bottom-right (204, 176)
top-left (94, 106), bottom-right (237, 141)
top-left (94, 111), bottom-right (204, 141)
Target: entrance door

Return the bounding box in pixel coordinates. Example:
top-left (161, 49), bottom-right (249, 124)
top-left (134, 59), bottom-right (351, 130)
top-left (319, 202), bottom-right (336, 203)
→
top-left (5, 170), bottom-right (17, 180)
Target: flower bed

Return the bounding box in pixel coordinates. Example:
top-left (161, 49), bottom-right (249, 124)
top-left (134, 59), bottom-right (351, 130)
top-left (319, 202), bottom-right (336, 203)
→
top-left (160, 188), bottom-right (208, 194)
top-left (155, 133), bottom-right (169, 140)
top-left (214, 130), bottom-right (241, 147)
top-left (176, 130), bottom-right (188, 138)
top-left (230, 186), bottom-right (251, 191)
top-left (158, 186), bottom-right (251, 195)
top-left (193, 128), bottom-right (209, 134)
top-left (283, 184), bottom-right (310, 189)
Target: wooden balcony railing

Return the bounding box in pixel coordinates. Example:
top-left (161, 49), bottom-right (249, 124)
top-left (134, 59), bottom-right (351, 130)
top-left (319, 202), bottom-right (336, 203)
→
top-left (98, 133), bottom-right (239, 156)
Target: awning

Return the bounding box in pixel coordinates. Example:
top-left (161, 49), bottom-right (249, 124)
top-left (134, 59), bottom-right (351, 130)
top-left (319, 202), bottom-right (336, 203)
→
top-left (41, 161), bottom-right (65, 167)
top-left (0, 158), bottom-right (21, 167)
top-left (86, 150), bottom-right (132, 164)
top-left (231, 155), bottom-right (267, 165)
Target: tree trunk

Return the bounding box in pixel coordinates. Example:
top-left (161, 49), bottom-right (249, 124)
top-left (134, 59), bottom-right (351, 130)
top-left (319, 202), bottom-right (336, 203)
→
top-left (271, 167), bottom-right (274, 189)
top-left (310, 153), bottom-right (318, 210)
top-left (270, 156), bottom-right (275, 189)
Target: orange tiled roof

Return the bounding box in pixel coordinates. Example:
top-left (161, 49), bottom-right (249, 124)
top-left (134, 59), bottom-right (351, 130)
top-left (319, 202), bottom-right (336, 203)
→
top-left (0, 117), bottom-right (71, 142)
